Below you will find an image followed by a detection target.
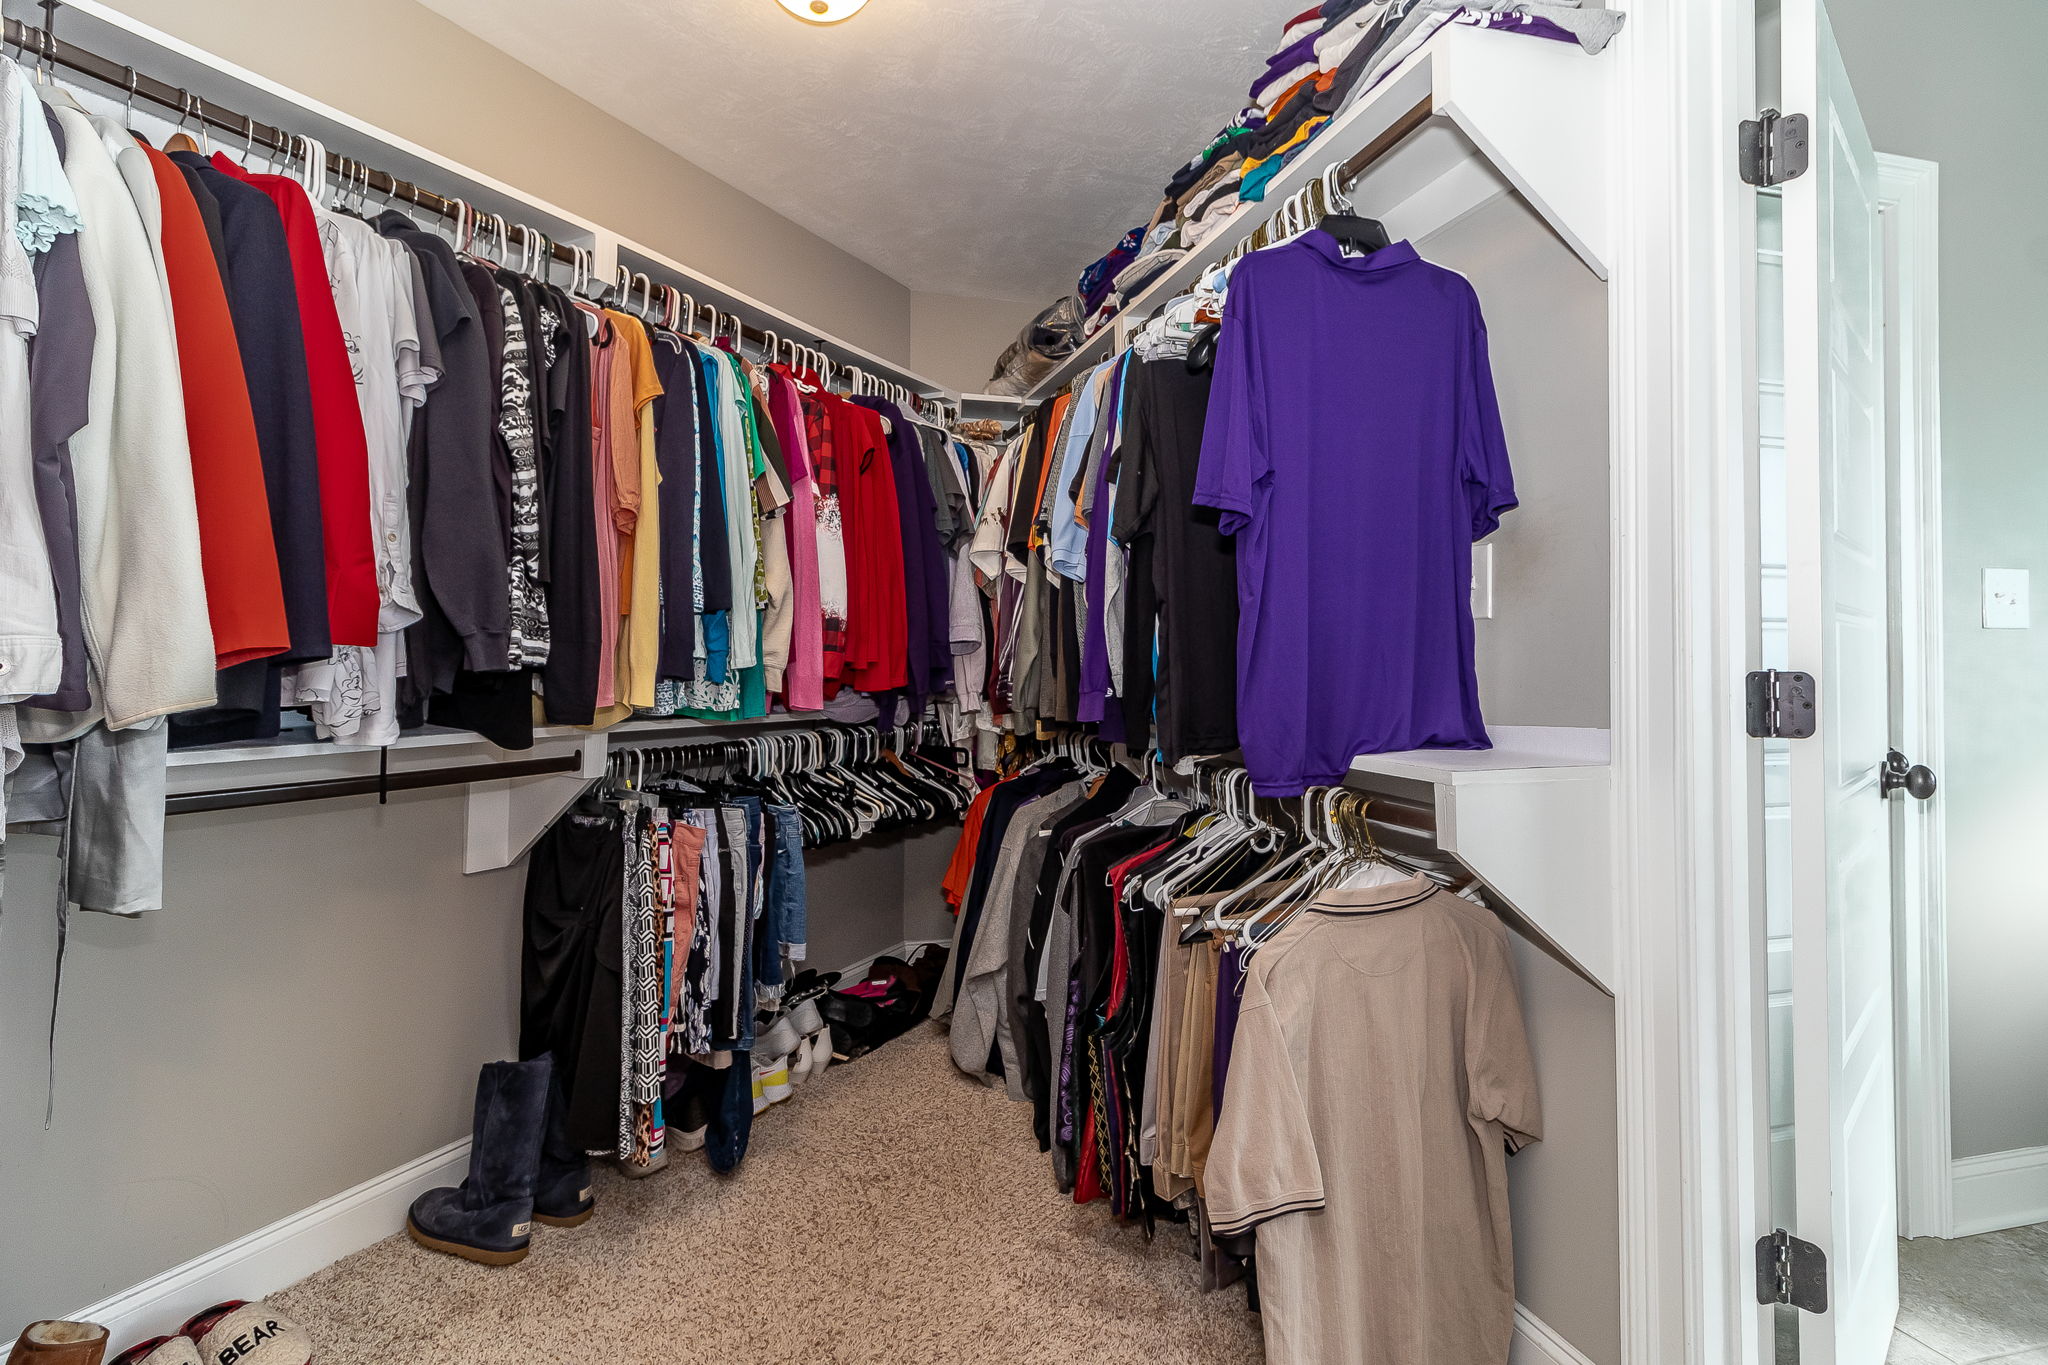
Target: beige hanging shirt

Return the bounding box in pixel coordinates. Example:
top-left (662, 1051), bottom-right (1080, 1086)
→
top-left (1205, 877), bottom-right (1541, 1365)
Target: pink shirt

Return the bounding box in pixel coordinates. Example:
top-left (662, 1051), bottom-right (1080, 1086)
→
top-left (584, 309), bottom-right (622, 708)
top-left (769, 369), bottom-right (825, 711)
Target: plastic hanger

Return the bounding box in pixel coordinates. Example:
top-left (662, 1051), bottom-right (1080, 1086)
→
top-left (1313, 163), bottom-right (1390, 255)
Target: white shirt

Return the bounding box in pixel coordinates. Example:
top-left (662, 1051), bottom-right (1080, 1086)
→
top-left (0, 59), bottom-right (61, 703)
top-left (294, 209), bottom-right (431, 747)
top-left (33, 98), bottom-right (213, 731)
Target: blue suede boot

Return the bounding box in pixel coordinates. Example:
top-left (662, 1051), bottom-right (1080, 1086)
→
top-left (532, 1061), bottom-right (596, 1228)
top-left (406, 1057), bottom-right (550, 1265)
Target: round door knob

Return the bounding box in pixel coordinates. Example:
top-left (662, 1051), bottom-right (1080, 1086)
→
top-left (1881, 750), bottom-right (1937, 801)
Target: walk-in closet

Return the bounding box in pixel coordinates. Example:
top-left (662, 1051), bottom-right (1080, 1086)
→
top-left (11, 3), bottom-right (2037, 1364)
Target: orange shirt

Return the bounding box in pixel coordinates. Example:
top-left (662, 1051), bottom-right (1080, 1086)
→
top-left (1028, 393), bottom-right (1075, 551)
top-left (942, 784), bottom-right (1000, 909)
top-left (141, 146), bottom-right (289, 667)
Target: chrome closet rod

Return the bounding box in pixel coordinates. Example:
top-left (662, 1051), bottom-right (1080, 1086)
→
top-left (0, 11), bottom-right (538, 259)
top-left (164, 754), bottom-right (583, 816)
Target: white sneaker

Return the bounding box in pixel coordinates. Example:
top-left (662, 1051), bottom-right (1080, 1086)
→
top-left (755, 1013), bottom-right (803, 1058)
top-left (786, 997), bottom-right (826, 1036)
top-left (753, 1054), bottom-right (792, 1106)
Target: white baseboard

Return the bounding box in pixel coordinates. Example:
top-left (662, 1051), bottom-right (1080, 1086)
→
top-left (70, 1140), bottom-right (471, 1346)
top-left (67, 940), bottom-right (948, 1343)
top-left (1950, 1143), bottom-right (2048, 1236)
top-left (1511, 1303), bottom-right (1598, 1365)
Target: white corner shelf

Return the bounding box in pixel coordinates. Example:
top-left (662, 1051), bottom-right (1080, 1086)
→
top-left (1026, 23), bottom-right (1616, 401)
top-left (1348, 725), bottom-right (1614, 993)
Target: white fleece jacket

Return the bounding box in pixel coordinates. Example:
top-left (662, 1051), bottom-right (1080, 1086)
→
top-left (44, 99), bottom-right (214, 729)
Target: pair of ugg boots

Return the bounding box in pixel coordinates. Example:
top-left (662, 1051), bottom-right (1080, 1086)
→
top-left (8, 1301), bottom-right (309, 1365)
top-left (404, 1052), bottom-right (596, 1267)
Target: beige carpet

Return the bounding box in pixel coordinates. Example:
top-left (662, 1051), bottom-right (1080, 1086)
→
top-left (272, 1023), bottom-right (1265, 1364)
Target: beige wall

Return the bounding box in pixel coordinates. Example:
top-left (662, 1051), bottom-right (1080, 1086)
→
top-left (92, 0), bottom-right (916, 359)
top-left (910, 290), bottom-right (1042, 393)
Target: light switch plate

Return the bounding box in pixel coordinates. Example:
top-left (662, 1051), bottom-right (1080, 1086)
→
top-left (1983, 568), bottom-right (2030, 629)
top-left (1472, 543), bottom-right (1496, 620)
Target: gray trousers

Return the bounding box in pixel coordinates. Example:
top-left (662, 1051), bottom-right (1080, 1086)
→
top-left (7, 717), bottom-right (170, 915)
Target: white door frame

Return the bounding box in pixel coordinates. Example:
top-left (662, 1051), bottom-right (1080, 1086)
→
top-left (1607, 2), bottom-right (1776, 1361)
top-left (1877, 153), bottom-right (1951, 1241)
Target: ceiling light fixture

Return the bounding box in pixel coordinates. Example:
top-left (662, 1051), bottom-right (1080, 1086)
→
top-left (775, 0), bottom-right (870, 23)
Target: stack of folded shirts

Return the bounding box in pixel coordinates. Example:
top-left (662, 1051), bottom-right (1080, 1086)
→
top-left (1057, 0), bottom-right (1626, 330)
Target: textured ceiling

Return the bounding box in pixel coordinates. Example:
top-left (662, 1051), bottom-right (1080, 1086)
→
top-left (416, 0), bottom-right (1291, 302)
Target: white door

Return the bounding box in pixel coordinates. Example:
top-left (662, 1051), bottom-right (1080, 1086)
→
top-left (1778, 0), bottom-right (1896, 1361)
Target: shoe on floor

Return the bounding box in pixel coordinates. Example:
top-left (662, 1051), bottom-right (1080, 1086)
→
top-left (754, 1012), bottom-right (802, 1059)
top-left (786, 996), bottom-right (826, 1036)
top-left (670, 1060), bottom-right (713, 1151)
top-left (532, 1057), bottom-right (595, 1228)
top-left (107, 1337), bottom-right (199, 1365)
top-left (179, 1302), bottom-right (310, 1365)
top-left (801, 1027), bottom-right (834, 1081)
top-left (752, 1053), bottom-right (791, 1110)
top-left (406, 1056), bottom-right (550, 1266)
top-left (787, 1031), bottom-right (817, 1087)
top-left (6, 1322), bottom-right (108, 1365)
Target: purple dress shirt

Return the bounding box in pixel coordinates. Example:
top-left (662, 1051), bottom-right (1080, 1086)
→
top-left (1193, 233), bottom-right (1516, 795)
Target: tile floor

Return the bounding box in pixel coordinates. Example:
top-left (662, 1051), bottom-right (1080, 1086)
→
top-left (1887, 1222), bottom-right (2048, 1364)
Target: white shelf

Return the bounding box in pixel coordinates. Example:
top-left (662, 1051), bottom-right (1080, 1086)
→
top-left (1025, 24), bottom-right (1616, 401)
top-left (1347, 725), bottom-right (1614, 993)
top-left (1349, 724), bottom-right (1610, 785)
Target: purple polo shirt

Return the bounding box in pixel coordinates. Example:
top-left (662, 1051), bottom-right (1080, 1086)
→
top-left (1193, 232), bottom-right (1516, 796)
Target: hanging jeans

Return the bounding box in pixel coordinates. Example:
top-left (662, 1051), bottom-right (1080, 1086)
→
top-left (706, 803), bottom-right (756, 1053)
top-left (765, 806), bottom-right (802, 965)
top-left (756, 805), bottom-right (807, 999)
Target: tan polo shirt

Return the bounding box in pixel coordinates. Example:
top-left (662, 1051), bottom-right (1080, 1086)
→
top-left (1206, 878), bottom-right (1541, 1365)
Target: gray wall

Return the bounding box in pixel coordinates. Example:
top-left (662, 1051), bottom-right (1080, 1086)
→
top-left (1423, 194), bottom-right (1620, 1361)
top-left (0, 795), bottom-right (523, 1326)
top-left (1832, 1), bottom-right (2048, 1160)
top-left (1510, 936), bottom-right (1623, 1365)
top-left (0, 796), bottom-right (936, 1331)
top-left (910, 290), bottom-right (1043, 394)
top-left (1431, 194), bottom-right (1614, 731)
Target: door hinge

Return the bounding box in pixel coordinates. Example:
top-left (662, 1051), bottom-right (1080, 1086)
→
top-left (1740, 109), bottom-right (1811, 186)
top-left (1756, 1229), bottom-right (1829, 1313)
top-left (1746, 669), bottom-right (1817, 739)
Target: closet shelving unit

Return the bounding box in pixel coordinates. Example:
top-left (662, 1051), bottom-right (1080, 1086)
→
top-left (1346, 726), bottom-right (1614, 992)
top-left (25, 0), bottom-right (966, 868)
top-left (1015, 23), bottom-right (1623, 991)
top-left (1023, 24), bottom-right (1613, 402)
top-left (999, 35), bottom-right (1625, 1358)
